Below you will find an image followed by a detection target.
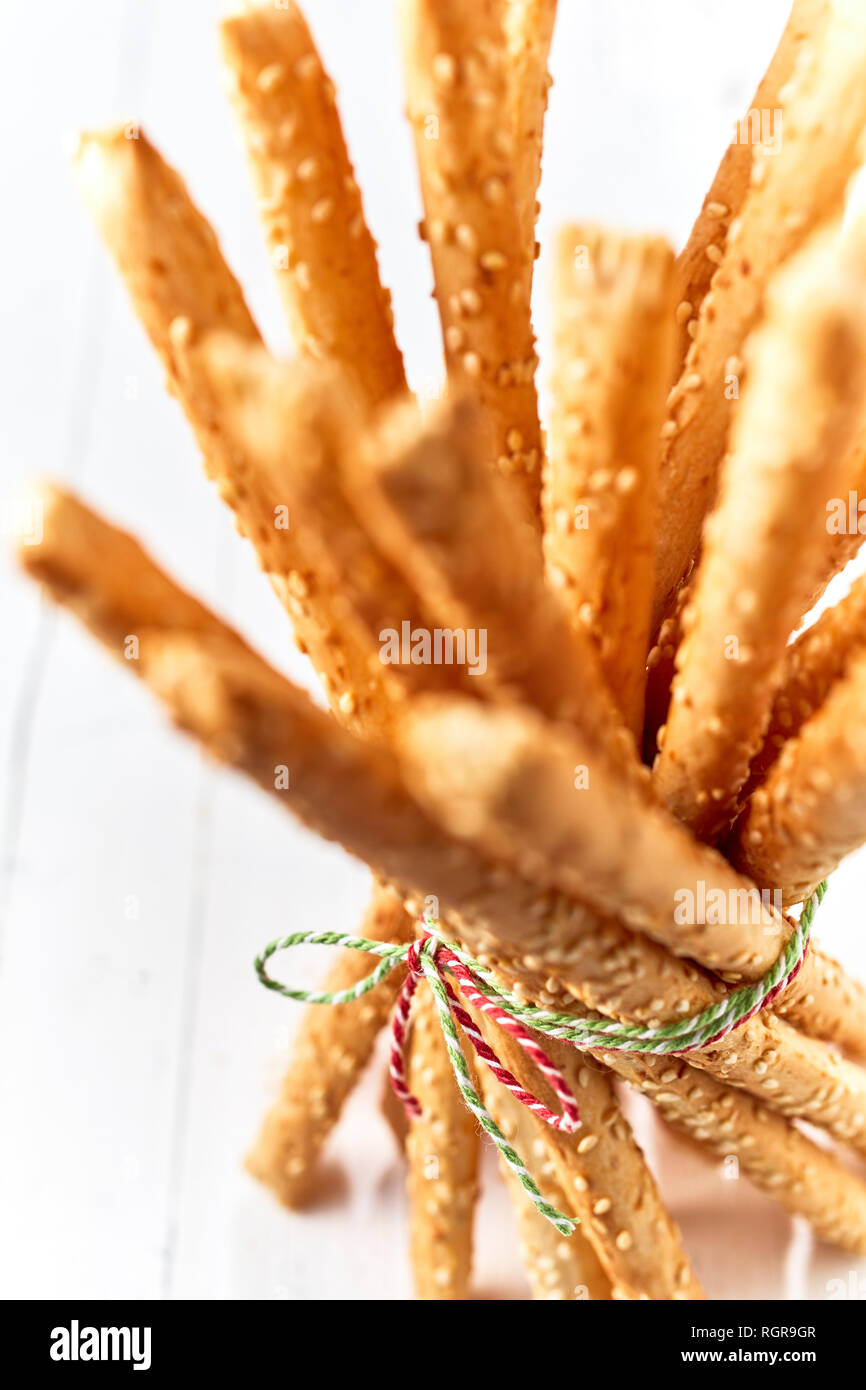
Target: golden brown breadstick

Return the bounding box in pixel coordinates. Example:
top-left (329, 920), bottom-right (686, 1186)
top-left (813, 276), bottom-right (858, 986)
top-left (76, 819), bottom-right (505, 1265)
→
top-left (73, 127), bottom-right (260, 360)
top-left (344, 391), bottom-right (643, 783)
top-left (642, 585), bottom-right (689, 762)
top-left (653, 0), bottom-right (866, 627)
top-left (671, 0), bottom-right (829, 370)
top-left (748, 572), bottom-right (866, 793)
top-left (183, 334), bottom-right (471, 700)
top-left (476, 1067), bottom-right (611, 1300)
top-left (220, 3), bottom-right (406, 409)
top-left (396, 692), bottom-right (864, 1012)
top-left (23, 508), bottom-right (866, 1194)
top-left (406, 984), bottom-right (478, 1300)
top-left (73, 125), bottom-right (392, 737)
top-left (653, 228), bottom-right (866, 841)
top-left (394, 697), bottom-right (866, 1116)
top-left (18, 483), bottom-right (408, 1198)
top-left (401, 695), bottom-right (788, 976)
top-left (474, 1020), bottom-right (700, 1300)
top-left (72, 130), bottom-right (418, 1196)
top-left (814, 434), bottom-right (866, 597)
top-left (23, 493), bottom-right (866, 1073)
top-left (398, 0), bottom-right (543, 515)
top-left (545, 226), bottom-right (675, 734)
top-left (247, 888), bottom-right (413, 1206)
top-left (488, 950), bottom-right (866, 1256)
top-left (503, 0), bottom-right (559, 259)
top-left (730, 650), bottom-right (866, 902)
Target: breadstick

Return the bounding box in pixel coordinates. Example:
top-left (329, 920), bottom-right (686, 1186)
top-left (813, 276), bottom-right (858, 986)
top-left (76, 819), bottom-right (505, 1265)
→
top-left (620, 1050), bottom-right (866, 1255)
top-left (748, 572), bottom-right (866, 793)
top-left (474, 1018), bottom-right (700, 1300)
top-left (344, 390), bottom-right (643, 781)
top-left (406, 984), bottom-right (479, 1300)
top-left (25, 498), bottom-right (866, 1236)
top-left (732, 181), bottom-right (866, 640)
top-left (72, 127), bottom-right (415, 1188)
top-left (73, 127), bottom-right (260, 359)
top-left (183, 333), bottom-right (470, 700)
top-left (19, 482), bottom-right (411, 1196)
top-left (488, 950), bottom-right (866, 1256)
top-left (73, 125), bottom-right (392, 738)
top-left (476, 1067), bottom-right (611, 1300)
top-left (394, 696), bottom-right (866, 1115)
top-left (653, 228), bottom-right (866, 841)
top-left (397, 693), bottom-right (866, 1031)
top-left (220, 3), bottom-right (406, 409)
top-left (247, 887), bottom-right (413, 1207)
top-left (545, 225), bottom-right (675, 735)
top-left (653, 0), bottom-right (866, 627)
top-left (814, 434), bottom-right (866, 598)
top-left (398, 0), bottom-right (543, 515)
top-left (643, 584), bottom-right (689, 761)
top-left (730, 650), bottom-right (866, 902)
top-left (503, 0), bottom-right (559, 259)
top-left (671, 0), bottom-right (829, 371)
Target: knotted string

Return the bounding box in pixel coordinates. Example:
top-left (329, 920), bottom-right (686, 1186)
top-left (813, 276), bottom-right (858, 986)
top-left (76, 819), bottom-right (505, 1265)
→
top-left (255, 881), bottom-right (825, 1233)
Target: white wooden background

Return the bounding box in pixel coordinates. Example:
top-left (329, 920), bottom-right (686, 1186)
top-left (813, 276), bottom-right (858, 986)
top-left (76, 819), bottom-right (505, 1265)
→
top-left (2, 0), bottom-right (866, 1300)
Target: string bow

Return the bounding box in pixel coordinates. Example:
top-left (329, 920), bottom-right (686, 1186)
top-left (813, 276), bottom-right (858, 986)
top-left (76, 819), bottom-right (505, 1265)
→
top-left (255, 884), bottom-right (825, 1234)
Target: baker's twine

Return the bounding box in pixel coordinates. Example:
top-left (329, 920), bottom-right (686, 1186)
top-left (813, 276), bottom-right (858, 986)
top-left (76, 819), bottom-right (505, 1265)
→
top-left (255, 881), bottom-right (825, 1233)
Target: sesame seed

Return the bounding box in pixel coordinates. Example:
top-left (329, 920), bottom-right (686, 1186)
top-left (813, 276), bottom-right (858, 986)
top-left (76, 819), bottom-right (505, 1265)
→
top-left (294, 54), bottom-right (319, 81)
top-left (577, 1134), bottom-right (598, 1154)
top-left (615, 1230), bottom-right (633, 1251)
top-left (482, 176), bottom-right (506, 205)
top-left (707, 201), bottom-right (729, 218)
top-left (168, 315), bottom-right (193, 347)
top-left (256, 63), bottom-right (285, 93)
top-left (462, 352), bottom-right (483, 377)
top-left (445, 325), bottom-right (465, 352)
top-left (310, 197), bottom-right (334, 223)
top-left (480, 250), bottom-right (507, 271)
top-left (459, 287), bottom-right (482, 315)
top-left (455, 223), bottom-right (478, 252)
top-left (432, 52), bottom-right (457, 85)
top-left (675, 300), bottom-right (692, 325)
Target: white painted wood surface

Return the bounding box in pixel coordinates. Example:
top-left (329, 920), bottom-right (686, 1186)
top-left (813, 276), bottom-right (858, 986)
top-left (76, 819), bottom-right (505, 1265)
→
top-left (2, 0), bottom-right (865, 1300)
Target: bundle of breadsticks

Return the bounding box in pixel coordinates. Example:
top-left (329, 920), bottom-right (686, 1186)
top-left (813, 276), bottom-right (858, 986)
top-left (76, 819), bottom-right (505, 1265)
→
top-left (21, 0), bottom-right (866, 1300)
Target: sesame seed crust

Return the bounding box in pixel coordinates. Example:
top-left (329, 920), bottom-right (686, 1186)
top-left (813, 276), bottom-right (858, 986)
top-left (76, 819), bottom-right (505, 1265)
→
top-left (669, 0), bottom-right (829, 375)
top-left (474, 1006), bottom-right (701, 1299)
top-left (730, 650), bottom-right (866, 905)
top-left (654, 0), bottom-right (864, 631)
top-left (220, 3), bottom-right (406, 410)
top-left (475, 1051), bottom-right (612, 1300)
top-left (545, 225), bottom-right (676, 738)
top-left (653, 232), bottom-right (866, 843)
top-left (398, 0), bottom-right (543, 517)
top-left (406, 982), bottom-right (479, 1300)
top-left (748, 568), bottom-right (866, 795)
